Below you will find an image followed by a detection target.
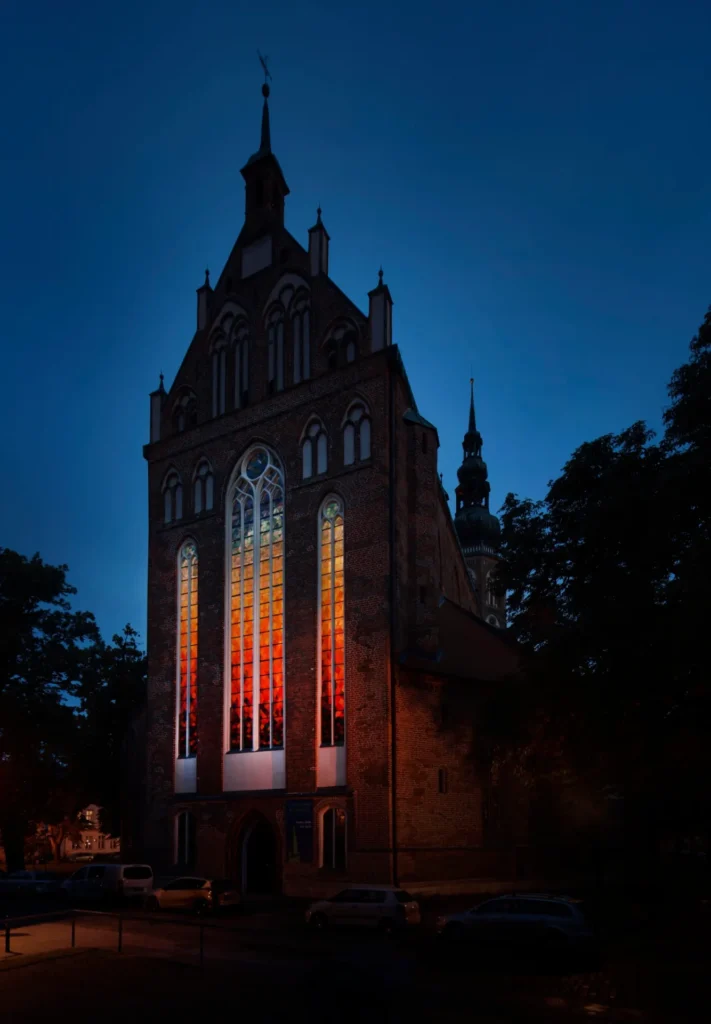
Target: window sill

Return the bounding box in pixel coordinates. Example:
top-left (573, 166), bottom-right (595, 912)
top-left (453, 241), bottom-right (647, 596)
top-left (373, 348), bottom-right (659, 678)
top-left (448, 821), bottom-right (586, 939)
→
top-left (225, 747), bottom-right (284, 755)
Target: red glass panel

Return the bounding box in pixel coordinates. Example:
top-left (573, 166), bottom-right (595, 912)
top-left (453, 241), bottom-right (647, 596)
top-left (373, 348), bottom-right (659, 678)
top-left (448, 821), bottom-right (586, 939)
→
top-left (320, 509), bottom-right (344, 747)
top-left (229, 459), bottom-right (285, 753)
top-left (178, 545), bottom-right (198, 758)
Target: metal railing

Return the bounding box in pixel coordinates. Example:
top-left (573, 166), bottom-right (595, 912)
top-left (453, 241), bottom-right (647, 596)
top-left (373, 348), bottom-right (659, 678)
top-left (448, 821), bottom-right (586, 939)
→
top-left (2, 904), bottom-right (308, 967)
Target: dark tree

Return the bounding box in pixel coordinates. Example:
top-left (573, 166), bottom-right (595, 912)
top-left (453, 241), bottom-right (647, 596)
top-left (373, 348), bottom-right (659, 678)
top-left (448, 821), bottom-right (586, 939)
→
top-left (492, 307), bottom-right (711, 858)
top-left (0, 549), bottom-right (98, 871)
top-left (74, 625), bottom-right (147, 837)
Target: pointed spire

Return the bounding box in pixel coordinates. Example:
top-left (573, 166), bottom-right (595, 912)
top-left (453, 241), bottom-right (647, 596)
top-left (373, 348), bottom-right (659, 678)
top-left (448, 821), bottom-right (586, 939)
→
top-left (240, 60), bottom-right (289, 234)
top-left (468, 377), bottom-right (476, 434)
top-left (159, 372), bottom-right (165, 394)
top-left (378, 266), bottom-right (384, 287)
top-left (204, 268), bottom-right (210, 288)
top-left (260, 82), bottom-right (271, 154)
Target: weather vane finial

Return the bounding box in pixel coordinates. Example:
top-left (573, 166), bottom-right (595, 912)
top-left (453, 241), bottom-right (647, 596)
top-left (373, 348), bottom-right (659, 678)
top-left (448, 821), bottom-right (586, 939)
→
top-left (258, 51), bottom-right (272, 85)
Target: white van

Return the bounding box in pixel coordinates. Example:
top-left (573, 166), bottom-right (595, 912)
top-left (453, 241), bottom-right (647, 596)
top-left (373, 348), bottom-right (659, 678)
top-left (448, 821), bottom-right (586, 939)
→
top-left (61, 863), bottom-right (153, 903)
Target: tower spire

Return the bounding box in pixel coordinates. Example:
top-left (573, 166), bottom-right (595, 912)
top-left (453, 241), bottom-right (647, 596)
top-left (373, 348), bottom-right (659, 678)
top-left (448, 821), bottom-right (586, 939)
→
top-left (240, 55), bottom-right (289, 237)
top-left (453, 377), bottom-right (505, 625)
top-left (257, 52), bottom-right (272, 155)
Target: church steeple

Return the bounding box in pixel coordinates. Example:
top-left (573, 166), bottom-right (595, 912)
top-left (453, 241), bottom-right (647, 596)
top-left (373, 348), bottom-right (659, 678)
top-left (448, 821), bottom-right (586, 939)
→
top-left (239, 67), bottom-right (289, 240)
top-left (455, 379), bottom-right (493, 519)
top-left (453, 378), bottom-right (505, 626)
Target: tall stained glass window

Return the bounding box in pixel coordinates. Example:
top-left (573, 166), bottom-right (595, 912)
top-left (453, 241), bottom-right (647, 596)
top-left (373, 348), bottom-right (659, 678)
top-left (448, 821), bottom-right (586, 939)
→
top-left (177, 542), bottom-right (198, 758)
top-left (229, 447), bottom-right (285, 751)
top-left (320, 498), bottom-right (345, 746)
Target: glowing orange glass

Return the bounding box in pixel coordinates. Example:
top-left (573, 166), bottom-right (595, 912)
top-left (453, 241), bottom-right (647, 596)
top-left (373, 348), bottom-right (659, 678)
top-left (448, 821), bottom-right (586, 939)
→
top-left (321, 502), bottom-right (344, 746)
top-left (178, 543), bottom-right (198, 758)
top-left (229, 451), bottom-right (285, 751)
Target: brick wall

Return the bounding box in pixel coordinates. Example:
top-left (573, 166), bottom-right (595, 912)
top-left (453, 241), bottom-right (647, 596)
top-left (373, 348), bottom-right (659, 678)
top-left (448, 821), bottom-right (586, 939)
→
top-left (142, 212), bottom-right (514, 890)
top-left (394, 667), bottom-right (490, 883)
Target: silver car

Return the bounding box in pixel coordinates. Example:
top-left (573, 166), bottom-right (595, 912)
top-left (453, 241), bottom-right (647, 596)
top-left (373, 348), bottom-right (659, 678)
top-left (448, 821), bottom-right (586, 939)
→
top-left (306, 885), bottom-right (421, 934)
top-left (436, 894), bottom-right (596, 948)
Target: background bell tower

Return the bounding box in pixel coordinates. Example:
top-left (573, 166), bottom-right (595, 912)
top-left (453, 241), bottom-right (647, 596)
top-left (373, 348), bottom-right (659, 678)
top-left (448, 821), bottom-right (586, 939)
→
top-left (453, 380), bottom-right (506, 628)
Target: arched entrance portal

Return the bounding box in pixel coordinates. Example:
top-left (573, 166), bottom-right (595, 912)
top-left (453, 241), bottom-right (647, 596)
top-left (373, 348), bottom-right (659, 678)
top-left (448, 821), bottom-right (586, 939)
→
top-left (240, 817), bottom-right (279, 895)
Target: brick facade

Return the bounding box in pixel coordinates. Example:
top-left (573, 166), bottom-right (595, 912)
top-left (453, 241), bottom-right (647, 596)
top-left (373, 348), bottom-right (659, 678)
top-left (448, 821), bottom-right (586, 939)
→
top-left (139, 88), bottom-right (517, 895)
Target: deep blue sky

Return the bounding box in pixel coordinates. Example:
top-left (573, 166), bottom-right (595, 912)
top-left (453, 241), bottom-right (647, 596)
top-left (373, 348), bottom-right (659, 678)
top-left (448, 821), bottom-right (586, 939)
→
top-left (1, 0), bottom-right (709, 642)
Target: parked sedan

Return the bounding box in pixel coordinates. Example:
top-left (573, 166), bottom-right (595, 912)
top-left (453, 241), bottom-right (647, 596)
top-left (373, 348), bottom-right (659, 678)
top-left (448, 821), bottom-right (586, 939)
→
top-left (306, 886), bottom-right (421, 934)
top-left (0, 870), bottom-right (63, 897)
top-left (145, 877), bottom-right (241, 915)
top-left (436, 894), bottom-right (596, 948)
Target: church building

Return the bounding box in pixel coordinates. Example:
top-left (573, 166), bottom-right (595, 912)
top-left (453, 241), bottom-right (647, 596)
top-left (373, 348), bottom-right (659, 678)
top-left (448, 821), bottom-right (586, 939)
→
top-left (141, 80), bottom-right (517, 896)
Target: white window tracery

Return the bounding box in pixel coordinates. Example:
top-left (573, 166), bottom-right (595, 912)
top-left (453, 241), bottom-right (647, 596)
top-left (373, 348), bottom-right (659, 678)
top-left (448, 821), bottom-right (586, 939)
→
top-left (227, 447), bottom-right (285, 752)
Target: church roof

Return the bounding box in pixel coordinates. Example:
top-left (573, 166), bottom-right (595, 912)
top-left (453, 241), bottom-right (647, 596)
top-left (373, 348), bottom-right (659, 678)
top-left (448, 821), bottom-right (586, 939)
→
top-left (403, 408), bottom-right (437, 430)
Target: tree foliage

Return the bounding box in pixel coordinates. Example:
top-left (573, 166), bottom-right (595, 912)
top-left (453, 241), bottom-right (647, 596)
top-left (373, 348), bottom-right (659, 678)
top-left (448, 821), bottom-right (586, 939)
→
top-left (493, 307), bottom-right (711, 844)
top-left (0, 549), bottom-right (146, 869)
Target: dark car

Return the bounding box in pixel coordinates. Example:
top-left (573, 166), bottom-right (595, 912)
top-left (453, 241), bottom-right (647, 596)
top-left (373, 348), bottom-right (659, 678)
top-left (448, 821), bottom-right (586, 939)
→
top-left (436, 894), bottom-right (596, 949)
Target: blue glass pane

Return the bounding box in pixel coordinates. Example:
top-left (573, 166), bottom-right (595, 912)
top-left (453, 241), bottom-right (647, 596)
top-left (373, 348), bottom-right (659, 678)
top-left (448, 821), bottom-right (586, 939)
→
top-left (246, 449), bottom-right (268, 480)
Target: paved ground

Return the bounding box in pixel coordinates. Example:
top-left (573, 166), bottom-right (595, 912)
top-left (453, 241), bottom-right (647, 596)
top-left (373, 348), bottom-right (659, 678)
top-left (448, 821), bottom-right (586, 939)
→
top-left (1, 890), bottom-right (709, 1021)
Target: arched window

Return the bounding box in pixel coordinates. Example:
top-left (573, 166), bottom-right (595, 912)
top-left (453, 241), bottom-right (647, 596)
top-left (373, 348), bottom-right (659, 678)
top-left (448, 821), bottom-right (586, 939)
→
top-left (177, 542), bottom-right (198, 759)
top-left (342, 402), bottom-right (371, 466)
top-left (163, 471), bottom-right (183, 524)
top-left (324, 322), bottom-right (359, 370)
top-left (176, 810), bottom-right (196, 868)
top-left (173, 392), bottom-right (197, 434)
top-left (321, 807), bottom-right (347, 870)
top-left (228, 447), bottom-right (285, 752)
top-left (193, 461), bottom-right (214, 514)
top-left (292, 296), bottom-right (311, 384)
top-left (233, 320), bottom-right (250, 409)
top-left (267, 309), bottom-right (284, 394)
top-left (302, 420), bottom-right (327, 479)
top-left (486, 571), bottom-right (497, 607)
top-left (320, 498), bottom-right (345, 747)
top-left (211, 338), bottom-right (227, 417)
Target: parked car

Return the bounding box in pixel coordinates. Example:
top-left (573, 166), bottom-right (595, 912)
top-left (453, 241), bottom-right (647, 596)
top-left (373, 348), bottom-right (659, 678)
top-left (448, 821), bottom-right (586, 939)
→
top-left (67, 852), bottom-right (95, 863)
top-left (0, 870), bottom-right (62, 897)
top-left (91, 853), bottom-right (122, 864)
top-left (305, 886), bottom-right (421, 934)
top-left (436, 894), bottom-right (596, 949)
top-left (60, 863), bottom-right (153, 903)
top-left (145, 877), bottom-right (241, 915)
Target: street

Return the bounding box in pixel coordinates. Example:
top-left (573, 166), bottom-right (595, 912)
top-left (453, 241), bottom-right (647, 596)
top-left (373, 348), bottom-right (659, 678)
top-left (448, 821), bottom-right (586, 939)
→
top-left (1, 891), bottom-right (709, 1021)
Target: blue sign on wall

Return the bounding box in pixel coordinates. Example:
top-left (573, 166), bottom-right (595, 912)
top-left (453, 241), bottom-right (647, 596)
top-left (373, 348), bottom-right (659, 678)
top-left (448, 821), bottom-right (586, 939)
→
top-left (285, 800), bottom-right (314, 863)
